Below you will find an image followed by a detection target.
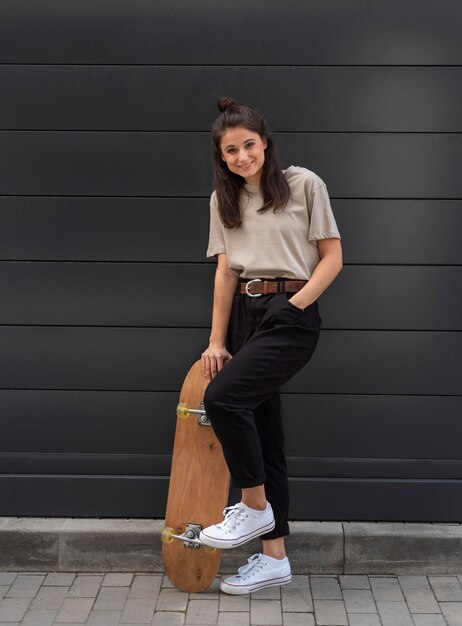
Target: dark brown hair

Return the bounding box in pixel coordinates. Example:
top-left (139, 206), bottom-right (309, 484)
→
top-left (211, 97), bottom-right (290, 228)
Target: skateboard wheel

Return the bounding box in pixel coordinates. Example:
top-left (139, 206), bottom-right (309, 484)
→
top-left (204, 545), bottom-right (217, 553)
top-left (176, 403), bottom-right (189, 419)
top-left (161, 527), bottom-right (174, 544)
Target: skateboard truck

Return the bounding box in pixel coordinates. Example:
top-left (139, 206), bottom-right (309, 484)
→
top-left (176, 401), bottom-right (211, 427)
top-left (174, 523), bottom-right (202, 549)
top-left (162, 523), bottom-right (216, 551)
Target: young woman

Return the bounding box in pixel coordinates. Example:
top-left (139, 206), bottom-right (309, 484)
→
top-left (199, 97), bottom-right (343, 594)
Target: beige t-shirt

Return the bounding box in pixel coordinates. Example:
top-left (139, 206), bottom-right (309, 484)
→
top-left (206, 165), bottom-right (341, 280)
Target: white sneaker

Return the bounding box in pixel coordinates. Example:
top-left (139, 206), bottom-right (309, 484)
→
top-left (220, 553), bottom-right (292, 594)
top-left (199, 502), bottom-right (275, 549)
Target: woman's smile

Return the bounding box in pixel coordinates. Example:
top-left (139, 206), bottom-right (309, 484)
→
top-left (220, 127), bottom-right (267, 185)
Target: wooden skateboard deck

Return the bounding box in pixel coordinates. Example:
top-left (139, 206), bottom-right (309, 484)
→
top-left (162, 360), bottom-right (230, 592)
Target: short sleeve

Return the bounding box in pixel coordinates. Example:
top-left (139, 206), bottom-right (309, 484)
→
top-left (307, 184), bottom-right (341, 243)
top-left (206, 191), bottom-right (227, 258)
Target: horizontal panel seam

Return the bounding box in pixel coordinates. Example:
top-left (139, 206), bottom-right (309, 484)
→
top-left (1, 63), bottom-right (462, 68)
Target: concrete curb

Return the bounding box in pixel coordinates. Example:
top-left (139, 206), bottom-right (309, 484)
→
top-left (1, 518), bottom-right (461, 575)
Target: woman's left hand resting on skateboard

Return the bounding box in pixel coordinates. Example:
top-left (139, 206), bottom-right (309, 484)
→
top-left (201, 253), bottom-right (237, 382)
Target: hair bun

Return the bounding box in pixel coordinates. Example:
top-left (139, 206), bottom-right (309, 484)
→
top-left (217, 96), bottom-right (236, 112)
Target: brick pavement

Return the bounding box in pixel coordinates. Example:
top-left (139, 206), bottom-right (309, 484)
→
top-left (1, 571), bottom-right (462, 625)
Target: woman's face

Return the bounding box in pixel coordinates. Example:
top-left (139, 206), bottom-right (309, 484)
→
top-left (220, 127), bottom-right (267, 185)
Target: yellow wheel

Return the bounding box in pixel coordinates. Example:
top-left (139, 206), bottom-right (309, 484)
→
top-left (204, 545), bottom-right (217, 553)
top-left (161, 527), bottom-right (174, 544)
top-left (176, 403), bottom-right (189, 419)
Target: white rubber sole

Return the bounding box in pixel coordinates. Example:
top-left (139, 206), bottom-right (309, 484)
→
top-left (220, 573), bottom-right (292, 595)
top-left (199, 519), bottom-right (276, 549)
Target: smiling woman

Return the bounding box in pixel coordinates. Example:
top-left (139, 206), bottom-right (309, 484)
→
top-left (196, 97), bottom-right (343, 595)
top-left (220, 127), bottom-right (267, 184)
top-left (210, 97), bottom-right (291, 229)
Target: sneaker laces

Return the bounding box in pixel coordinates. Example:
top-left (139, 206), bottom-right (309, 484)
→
top-left (236, 553), bottom-right (266, 580)
top-left (215, 503), bottom-right (250, 534)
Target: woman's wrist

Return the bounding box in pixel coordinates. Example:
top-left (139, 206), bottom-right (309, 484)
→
top-left (208, 337), bottom-right (226, 347)
top-left (288, 295), bottom-right (310, 310)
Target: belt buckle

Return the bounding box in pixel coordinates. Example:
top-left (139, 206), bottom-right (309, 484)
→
top-left (245, 278), bottom-right (262, 297)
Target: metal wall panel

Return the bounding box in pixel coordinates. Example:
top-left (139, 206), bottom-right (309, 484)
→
top-left (0, 0), bottom-right (460, 64)
top-left (0, 327), bottom-right (460, 395)
top-left (1, 198), bottom-right (461, 264)
top-left (1, 66), bottom-right (462, 132)
top-left (1, 476), bottom-right (462, 521)
top-left (1, 132), bottom-right (461, 197)
top-left (0, 0), bottom-right (461, 519)
top-left (0, 263), bottom-right (461, 330)
top-left (2, 392), bottom-right (461, 458)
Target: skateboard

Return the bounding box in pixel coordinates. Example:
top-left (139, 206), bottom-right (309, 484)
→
top-left (161, 359), bottom-right (231, 592)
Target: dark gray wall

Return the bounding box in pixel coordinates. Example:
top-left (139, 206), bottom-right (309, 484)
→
top-left (0, 0), bottom-right (461, 520)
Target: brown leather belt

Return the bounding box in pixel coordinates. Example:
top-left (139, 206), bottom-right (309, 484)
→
top-left (239, 279), bottom-right (307, 297)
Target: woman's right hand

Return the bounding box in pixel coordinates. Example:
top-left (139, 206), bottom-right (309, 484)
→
top-left (201, 343), bottom-right (232, 382)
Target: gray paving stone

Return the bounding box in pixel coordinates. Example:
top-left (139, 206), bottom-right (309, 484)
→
top-left (376, 600), bottom-right (414, 626)
top-left (0, 597), bottom-right (31, 622)
top-left (281, 587), bottom-right (312, 612)
top-left (102, 572), bottom-right (134, 587)
top-left (283, 613), bottom-right (315, 626)
top-left (54, 597), bottom-right (95, 623)
top-left (86, 610), bottom-right (123, 626)
top-left (370, 577), bottom-right (405, 601)
top-left (161, 576), bottom-right (175, 589)
top-left (251, 585), bottom-right (281, 600)
top-left (30, 585), bottom-right (69, 609)
top-left (310, 577), bottom-right (342, 600)
top-left (429, 576), bottom-right (462, 601)
top-left (0, 585), bottom-right (10, 599)
top-left (339, 575), bottom-right (370, 589)
top-left (20, 608), bottom-right (58, 625)
top-left (313, 599), bottom-right (348, 625)
top-left (119, 598), bottom-right (156, 623)
top-left (219, 592), bottom-right (250, 611)
top-left (189, 578), bottom-right (221, 600)
top-left (129, 575), bottom-right (162, 599)
top-left (286, 575), bottom-right (310, 590)
top-left (398, 577), bottom-right (440, 613)
top-left (217, 612), bottom-right (250, 626)
top-left (343, 589), bottom-right (377, 613)
top-left (155, 589), bottom-right (189, 611)
top-left (0, 572), bottom-right (17, 585)
top-left (185, 599), bottom-right (219, 624)
top-left (250, 599), bottom-right (283, 625)
top-left (93, 585), bottom-right (129, 611)
top-left (405, 588), bottom-right (441, 614)
top-left (348, 615), bottom-right (382, 626)
top-left (412, 615), bottom-right (449, 626)
top-left (440, 602), bottom-right (462, 626)
top-left (43, 572), bottom-right (76, 586)
top-left (153, 611), bottom-right (186, 626)
top-left (5, 574), bottom-right (45, 597)
top-left (67, 574), bottom-right (104, 598)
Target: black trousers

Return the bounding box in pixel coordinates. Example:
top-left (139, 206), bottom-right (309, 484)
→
top-left (203, 284), bottom-right (322, 540)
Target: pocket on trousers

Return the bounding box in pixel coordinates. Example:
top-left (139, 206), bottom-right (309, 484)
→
top-left (259, 295), bottom-right (303, 329)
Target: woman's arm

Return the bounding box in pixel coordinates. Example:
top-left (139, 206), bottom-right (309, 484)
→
top-left (289, 238), bottom-right (343, 309)
top-left (202, 253), bottom-right (239, 382)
